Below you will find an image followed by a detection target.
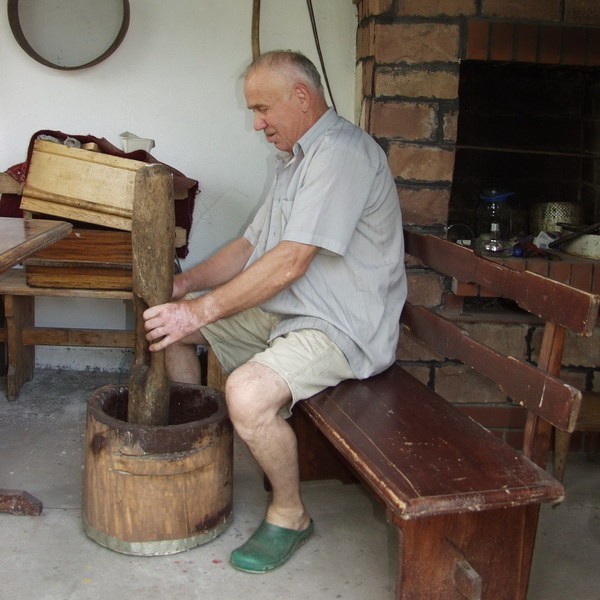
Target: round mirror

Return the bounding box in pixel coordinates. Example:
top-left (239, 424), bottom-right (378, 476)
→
top-left (8, 0), bottom-right (130, 70)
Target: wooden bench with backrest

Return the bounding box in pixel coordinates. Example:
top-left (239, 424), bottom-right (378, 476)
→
top-left (209, 229), bottom-right (599, 599)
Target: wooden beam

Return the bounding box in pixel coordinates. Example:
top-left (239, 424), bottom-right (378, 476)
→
top-left (401, 303), bottom-right (581, 432)
top-left (21, 327), bottom-right (134, 348)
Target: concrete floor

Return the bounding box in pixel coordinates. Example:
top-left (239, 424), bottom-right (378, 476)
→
top-left (1, 368), bottom-right (599, 600)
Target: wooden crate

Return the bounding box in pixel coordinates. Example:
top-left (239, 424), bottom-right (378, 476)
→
top-left (20, 139), bottom-right (146, 231)
top-left (24, 228), bottom-right (132, 290)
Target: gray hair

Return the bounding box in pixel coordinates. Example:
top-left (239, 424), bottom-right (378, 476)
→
top-left (244, 50), bottom-right (324, 96)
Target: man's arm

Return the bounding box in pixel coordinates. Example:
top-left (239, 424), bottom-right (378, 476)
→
top-left (144, 240), bottom-right (319, 351)
top-left (173, 236), bottom-right (254, 298)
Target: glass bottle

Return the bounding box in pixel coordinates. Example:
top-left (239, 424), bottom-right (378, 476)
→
top-left (475, 189), bottom-right (513, 257)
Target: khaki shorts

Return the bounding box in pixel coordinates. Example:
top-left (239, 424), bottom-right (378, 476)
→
top-left (201, 307), bottom-right (355, 413)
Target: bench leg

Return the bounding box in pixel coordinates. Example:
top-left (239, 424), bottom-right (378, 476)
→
top-left (553, 429), bottom-right (571, 482)
top-left (0, 298), bottom-right (6, 374)
top-left (4, 295), bottom-right (34, 401)
top-left (291, 408), bottom-right (357, 484)
top-left (392, 505), bottom-right (540, 599)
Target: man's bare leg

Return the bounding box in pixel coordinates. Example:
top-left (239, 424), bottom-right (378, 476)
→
top-left (226, 361), bottom-right (310, 528)
top-left (165, 331), bottom-right (207, 385)
top-left (226, 361), bottom-right (313, 572)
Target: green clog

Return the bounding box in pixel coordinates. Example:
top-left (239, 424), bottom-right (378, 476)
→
top-left (230, 519), bottom-right (315, 573)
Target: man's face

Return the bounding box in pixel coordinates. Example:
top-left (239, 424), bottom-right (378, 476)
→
top-left (244, 67), bottom-right (308, 153)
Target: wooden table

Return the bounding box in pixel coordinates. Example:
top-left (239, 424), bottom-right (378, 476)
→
top-left (0, 217), bottom-right (72, 516)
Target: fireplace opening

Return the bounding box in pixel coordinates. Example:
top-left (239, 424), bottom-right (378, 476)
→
top-left (449, 60), bottom-right (600, 242)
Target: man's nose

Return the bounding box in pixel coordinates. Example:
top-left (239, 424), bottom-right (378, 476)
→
top-left (253, 115), bottom-right (266, 131)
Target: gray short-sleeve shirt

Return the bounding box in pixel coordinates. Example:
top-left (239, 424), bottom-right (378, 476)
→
top-left (243, 108), bottom-right (407, 379)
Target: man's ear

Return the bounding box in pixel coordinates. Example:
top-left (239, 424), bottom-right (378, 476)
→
top-left (294, 83), bottom-right (311, 111)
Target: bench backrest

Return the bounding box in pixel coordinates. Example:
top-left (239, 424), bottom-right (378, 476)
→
top-left (403, 230), bottom-right (600, 467)
top-left (404, 230), bottom-right (599, 335)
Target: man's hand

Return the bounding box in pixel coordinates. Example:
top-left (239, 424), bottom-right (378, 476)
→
top-left (143, 300), bottom-right (202, 352)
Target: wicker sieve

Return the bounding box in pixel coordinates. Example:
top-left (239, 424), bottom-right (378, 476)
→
top-left (529, 202), bottom-right (581, 234)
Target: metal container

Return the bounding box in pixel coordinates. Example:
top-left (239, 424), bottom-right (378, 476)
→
top-left (529, 202), bottom-right (581, 234)
top-left (563, 234), bottom-right (600, 259)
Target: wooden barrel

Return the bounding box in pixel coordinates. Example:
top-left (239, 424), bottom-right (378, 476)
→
top-left (83, 383), bottom-right (233, 556)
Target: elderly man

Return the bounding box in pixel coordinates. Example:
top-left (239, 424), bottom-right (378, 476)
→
top-left (143, 50), bottom-right (406, 573)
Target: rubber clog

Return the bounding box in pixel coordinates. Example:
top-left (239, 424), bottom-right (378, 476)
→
top-left (230, 519), bottom-right (315, 573)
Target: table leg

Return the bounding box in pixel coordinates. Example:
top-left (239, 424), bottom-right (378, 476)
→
top-left (5, 294), bottom-right (34, 401)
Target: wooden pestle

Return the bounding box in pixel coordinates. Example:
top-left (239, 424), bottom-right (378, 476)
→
top-left (128, 164), bottom-right (175, 426)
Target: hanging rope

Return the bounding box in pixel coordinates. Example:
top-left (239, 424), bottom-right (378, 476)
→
top-left (306, 0), bottom-right (337, 112)
top-left (252, 0), bottom-right (261, 60)
top-left (251, 0), bottom-right (337, 112)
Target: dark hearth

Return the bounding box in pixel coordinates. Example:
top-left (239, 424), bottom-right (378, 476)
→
top-left (450, 60), bottom-right (600, 237)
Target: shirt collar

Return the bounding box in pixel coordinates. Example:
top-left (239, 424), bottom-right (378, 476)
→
top-left (293, 107), bottom-right (338, 157)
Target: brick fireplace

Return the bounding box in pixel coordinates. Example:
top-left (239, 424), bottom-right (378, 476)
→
top-left (354, 0), bottom-right (600, 449)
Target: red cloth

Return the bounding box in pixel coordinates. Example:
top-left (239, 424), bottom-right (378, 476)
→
top-left (0, 162), bottom-right (27, 217)
top-left (7, 161), bottom-right (27, 183)
top-left (0, 193), bottom-right (23, 218)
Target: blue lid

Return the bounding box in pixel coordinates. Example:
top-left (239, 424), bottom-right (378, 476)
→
top-left (480, 188), bottom-right (514, 202)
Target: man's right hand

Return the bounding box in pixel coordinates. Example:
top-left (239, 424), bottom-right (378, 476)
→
top-left (143, 300), bottom-right (203, 352)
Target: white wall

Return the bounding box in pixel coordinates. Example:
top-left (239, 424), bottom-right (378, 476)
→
top-left (0, 0), bottom-right (357, 370)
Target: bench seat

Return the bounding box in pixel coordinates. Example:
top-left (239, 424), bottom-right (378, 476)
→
top-left (301, 364), bottom-right (562, 521)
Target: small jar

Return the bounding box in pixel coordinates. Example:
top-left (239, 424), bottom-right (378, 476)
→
top-left (475, 189), bottom-right (513, 257)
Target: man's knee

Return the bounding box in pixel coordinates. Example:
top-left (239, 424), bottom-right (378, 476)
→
top-left (225, 362), bottom-right (290, 432)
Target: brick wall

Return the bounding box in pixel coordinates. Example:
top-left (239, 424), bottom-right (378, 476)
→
top-left (354, 0), bottom-right (600, 450)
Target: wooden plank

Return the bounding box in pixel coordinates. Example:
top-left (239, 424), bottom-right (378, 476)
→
top-left (207, 347), bottom-right (228, 392)
top-left (25, 265), bottom-right (132, 290)
top-left (303, 365), bottom-right (563, 521)
top-left (24, 229), bottom-right (132, 266)
top-left (523, 322), bottom-right (565, 467)
top-left (404, 230), bottom-right (600, 335)
top-left (21, 327), bottom-right (134, 348)
top-left (0, 268), bottom-right (132, 299)
top-left (21, 227), bottom-right (132, 290)
top-left (0, 217), bottom-right (72, 272)
top-left (20, 140), bottom-right (146, 231)
top-left (401, 303), bottom-right (581, 432)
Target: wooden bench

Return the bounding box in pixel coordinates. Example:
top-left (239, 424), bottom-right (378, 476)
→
top-left (0, 268), bottom-right (134, 400)
top-left (209, 229), bottom-right (600, 599)
top-left (297, 231), bottom-right (599, 598)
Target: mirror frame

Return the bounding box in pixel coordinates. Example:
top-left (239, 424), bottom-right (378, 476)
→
top-left (7, 0), bottom-right (130, 71)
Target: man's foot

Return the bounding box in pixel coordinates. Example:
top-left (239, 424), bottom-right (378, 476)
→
top-left (230, 519), bottom-right (314, 573)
